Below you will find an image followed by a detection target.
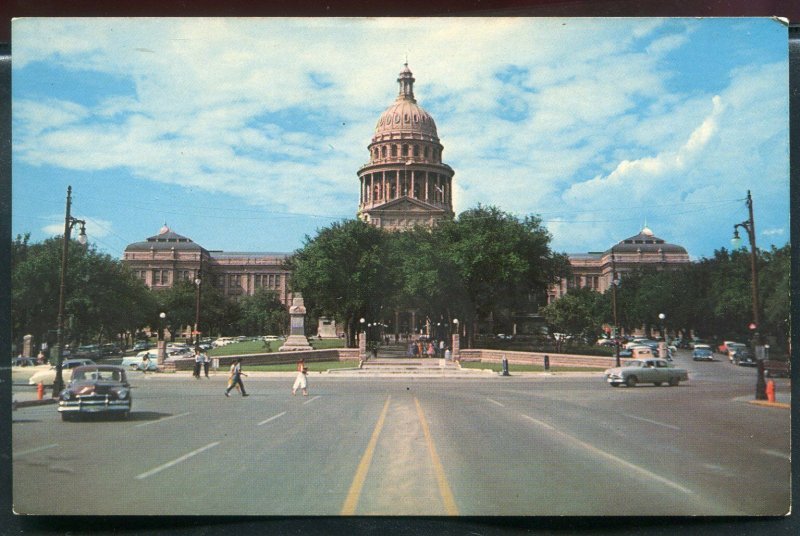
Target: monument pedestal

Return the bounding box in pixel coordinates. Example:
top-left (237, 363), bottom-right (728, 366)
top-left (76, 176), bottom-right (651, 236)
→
top-left (279, 294), bottom-right (313, 352)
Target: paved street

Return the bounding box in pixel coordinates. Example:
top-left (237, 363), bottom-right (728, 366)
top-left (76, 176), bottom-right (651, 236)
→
top-left (11, 350), bottom-right (791, 516)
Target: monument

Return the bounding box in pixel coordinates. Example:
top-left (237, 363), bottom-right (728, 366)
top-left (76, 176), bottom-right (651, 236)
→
top-left (279, 294), bottom-right (314, 352)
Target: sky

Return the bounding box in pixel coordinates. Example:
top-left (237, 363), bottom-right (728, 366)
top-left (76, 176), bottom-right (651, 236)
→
top-left (11, 18), bottom-right (790, 260)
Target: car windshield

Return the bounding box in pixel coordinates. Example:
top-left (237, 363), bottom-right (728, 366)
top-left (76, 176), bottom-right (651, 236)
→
top-left (623, 360), bottom-right (642, 367)
top-left (73, 368), bottom-right (122, 381)
top-left (695, 349), bottom-right (711, 354)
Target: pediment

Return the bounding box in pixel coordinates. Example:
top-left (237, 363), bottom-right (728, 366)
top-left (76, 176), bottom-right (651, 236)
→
top-left (368, 196), bottom-right (444, 214)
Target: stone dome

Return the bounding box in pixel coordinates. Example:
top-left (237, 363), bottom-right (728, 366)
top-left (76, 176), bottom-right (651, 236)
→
top-left (372, 63), bottom-right (439, 142)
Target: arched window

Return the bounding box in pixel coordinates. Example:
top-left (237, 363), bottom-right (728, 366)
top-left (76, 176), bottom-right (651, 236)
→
top-left (381, 146), bottom-right (387, 158)
top-left (391, 145), bottom-right (397, 157)
top-left (424, 146), bottom-right (429, 158)
top-left (402, 144), bottom-right (408, 157)
top-left (413, 145), bottom-right (420, 157)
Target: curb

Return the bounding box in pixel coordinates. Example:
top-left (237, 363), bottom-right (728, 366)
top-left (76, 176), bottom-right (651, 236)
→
top-left (747, 400), bottom-right (791, 409)
top-left (12, 399), bottom-right (57, 410)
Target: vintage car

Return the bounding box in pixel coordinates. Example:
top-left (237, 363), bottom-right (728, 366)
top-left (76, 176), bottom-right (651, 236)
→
top-left (121, 351), bottom-right (159, 371)
top-left (604, 358), bottom-right (688, 387)
top-left (731, 348), bottom-right (757, 366)
top-left (692, 345), bottom-right (714, 361)
top-left (764, 359), bottom-right (791, 378)
top-left (28, 358), bottom-right (96, 385)
top-left (58, 365), bottom-right (132, 421)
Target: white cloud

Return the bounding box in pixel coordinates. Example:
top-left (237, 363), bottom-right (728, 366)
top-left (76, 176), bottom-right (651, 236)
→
top-left (12, 18), bottom-right (788, 257)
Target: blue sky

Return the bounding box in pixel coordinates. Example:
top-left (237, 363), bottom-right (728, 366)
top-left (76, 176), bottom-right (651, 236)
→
top-left (12, 18), bottom-right (789, 260)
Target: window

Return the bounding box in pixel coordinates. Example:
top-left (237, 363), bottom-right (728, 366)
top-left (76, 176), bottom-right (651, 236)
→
top-left (382, 146), bottom-right (387, 158)
top-left (413, 145), bottom-right (419, 157)
top-left (424, 146), bottom-right (429, 158)
top-left (391, 145), bottom-right (397, 157)
top-left (402, 144), bottom-right (408, 157)
top-left (152, 269), bottom-right (170, 286)
top-left (229, 274), bottom-right (241, 287)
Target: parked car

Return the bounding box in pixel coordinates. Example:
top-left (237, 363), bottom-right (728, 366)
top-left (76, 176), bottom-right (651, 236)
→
top-left (604, 358), bottom-right (688, 387)
top-left (213, 337), bottom-right (235, 347)
top-left (72, 344), bottom-right (101, 359)
top-left (28, 359), bottom-right (96, 385)
top-left (731, 348), bottom-right (757, 366)
top-left (57, 365), bottom-right (132, 421)
top-left (132, 341), bottom-right (150, 352)
top-left (764, 360), bottom-right (790, 378)
top-left (121, 351), bottom-right (159, 371)
top-left (692, 347), bottom-right (714, 361)
top-left (725, 343), bottom-right (747, 362)
top-left (596, 338), bottom-right (616, 347)
top-left (262, 335), bottom-right (280, 342)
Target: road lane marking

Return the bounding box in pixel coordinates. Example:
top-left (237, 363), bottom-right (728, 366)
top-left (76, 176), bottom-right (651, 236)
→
top-left (135, 411), bottom-right (193, 428)
top-left (135, 442), bottom-right (220, 480)
top-left (486, 398), bottom-right (505, 407)
top-left (761, 449), bottom-right (790, 460)
top-left (521, 414), bottom-right (694, 495)
top-left (521, 414), bottom-right (555, 430)
top-left (13, 443), bottom-right (59, 459)
top-left (258, 411), bottom-right (287, 426)
top-left (341, 396), bottom-right (391, 515)
top-left (622, 413), bottom-right (681, 430)
top-left (415, 398), bottom-right (459, 515)
top-left (303, 395), bottom-right (321, 405)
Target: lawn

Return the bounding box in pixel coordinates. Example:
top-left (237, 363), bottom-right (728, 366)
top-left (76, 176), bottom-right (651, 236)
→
top-left (459, 362), bottom-right (605, 373)
top-left (207, 338), bottom-right (345, 357)
top-left (245, 360), bottom-right (360, 372)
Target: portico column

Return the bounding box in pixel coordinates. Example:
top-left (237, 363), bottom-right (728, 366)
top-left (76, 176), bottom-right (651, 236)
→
top-left (424, 172), bottom-right (429, 202)
top-left (396, 171), bottom-right (401, 198)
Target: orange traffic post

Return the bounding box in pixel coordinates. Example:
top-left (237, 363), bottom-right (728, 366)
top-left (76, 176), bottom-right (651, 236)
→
top-left (37, 382), bottom-right (44, 400)
top-left (766, 380), bottom-right (775, 403)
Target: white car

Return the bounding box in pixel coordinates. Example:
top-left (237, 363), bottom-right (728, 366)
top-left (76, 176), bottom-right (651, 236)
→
top-left (121, 351), bottom-right (159, 371)
top-left (28, 359), bottom-right (96, 385)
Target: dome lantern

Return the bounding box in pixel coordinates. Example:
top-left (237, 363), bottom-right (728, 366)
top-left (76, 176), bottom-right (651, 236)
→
top-left (397, 62), bottom-right (416, 102)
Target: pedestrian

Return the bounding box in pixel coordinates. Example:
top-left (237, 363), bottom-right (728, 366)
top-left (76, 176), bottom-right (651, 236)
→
top-left (37, 350), bottom-right (46, 365)
top-left (15, 353), bottom-right (24, 366)
top-left (427, 342), bottom-right (435, 358)
top-left (292, 358), bottom-right (309, 396)
top-left (439, 339), bottom-right (445, 358)
top-left (141, 352), bottom-right (151, 374)
top-left (445, 347), bottom-right (452, 361)
top-left (200, 347), bottom-right (210, 377)
top-left (225, 358), bottom-right (249, 397)
top-left (193, 347), bottom-right (203, 379)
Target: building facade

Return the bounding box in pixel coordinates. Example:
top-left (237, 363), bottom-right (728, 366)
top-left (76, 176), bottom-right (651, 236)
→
top-left (548, 226), bottom-right (691, 304)
top-left (357, 63), bottom-right (455, 230)
top-left (123, 225), bottom-right (292, 307)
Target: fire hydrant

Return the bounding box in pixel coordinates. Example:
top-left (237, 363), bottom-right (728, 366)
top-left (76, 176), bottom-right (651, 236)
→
top-left (766, 380), bottom-right (776, 403)
top-left (37, 382), bottom-right (44, 400)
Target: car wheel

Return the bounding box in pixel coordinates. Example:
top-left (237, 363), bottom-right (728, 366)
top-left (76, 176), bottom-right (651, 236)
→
top-left (610, 383), bottom-right (619, 388)
top-left (129, 364), bottom-right (139, 371)
top-left (669, 377), bottom-right (680, 386)
top-left (119, 411), bottom-right (130, 420)
top-left (61, 413), bottom-right (73, 422)
top-left (653, 382), bottom-right (662, 386)
top-left (625, 376), bottom-right (637, 387)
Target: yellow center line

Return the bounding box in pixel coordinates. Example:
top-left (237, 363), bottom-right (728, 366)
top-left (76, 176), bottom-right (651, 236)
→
top-left (414, 397), bottom-right (459, 515)
top-left (340, 395), bottom-right (391, 515)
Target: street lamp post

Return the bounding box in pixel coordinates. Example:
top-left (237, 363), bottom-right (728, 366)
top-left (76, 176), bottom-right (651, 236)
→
top-left (610, 251), bottom-right (621, 367)
top-left (53, 186), bottom-right (87, 396)
top-left (158, 312), bottom-right (167, 365)
top-left (193, 277), bottom-right (202, 346)
top-left (359, 317), bottom-right (366, 360)
top-left (731, 190), bottom-right (766, 400)
top-left (658, 313), bottom-right (666, 341)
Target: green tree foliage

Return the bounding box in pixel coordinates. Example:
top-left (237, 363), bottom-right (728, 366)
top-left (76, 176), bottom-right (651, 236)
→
top-left (287, 220), bottom-right (399, 346)
top-left (540, 287), bottom-right (608, 345)
top-left (155, 281), bottom-right (238, 340)
top-left (12, 235), bottom-right (156, 348)
top-left (236, 289), bottom-right (289, 336)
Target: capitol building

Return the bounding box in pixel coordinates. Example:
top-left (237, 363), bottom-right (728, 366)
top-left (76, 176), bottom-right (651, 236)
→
top-left (122, 63), bottom-right (691, 326)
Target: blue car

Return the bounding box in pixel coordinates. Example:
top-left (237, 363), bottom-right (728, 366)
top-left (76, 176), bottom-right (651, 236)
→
top-left (692, 347), bottom-right (714, 361)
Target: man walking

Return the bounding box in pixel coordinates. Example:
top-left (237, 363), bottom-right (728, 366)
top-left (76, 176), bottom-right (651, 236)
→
top-left (193, 347), bottom-right (203, 379)
top-left (225, 358), bottom-right (249, 397)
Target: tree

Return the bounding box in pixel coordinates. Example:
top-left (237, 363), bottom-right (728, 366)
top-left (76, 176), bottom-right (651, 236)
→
top-left (237, 289), bottom-right (289, 336)
top-left (12, 236), bottom-right (156, 349)
top-left (540, 287), bottom-right (607, 349)
top-left (437, 205), bottom-right (570, 345)
top-left (287, 219), bottom-right (399, 346)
